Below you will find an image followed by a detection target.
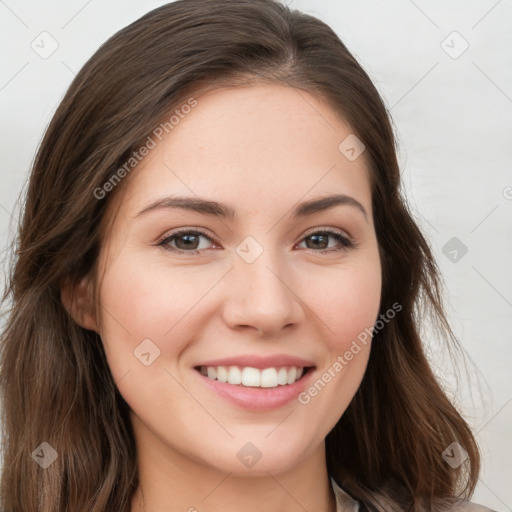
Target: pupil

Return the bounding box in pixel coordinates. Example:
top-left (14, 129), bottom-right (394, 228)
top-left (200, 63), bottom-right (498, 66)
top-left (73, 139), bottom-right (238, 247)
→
top-left (308, 234), bottom-right (327, 249)
top-left (178, 234), bottom-right (198, 250)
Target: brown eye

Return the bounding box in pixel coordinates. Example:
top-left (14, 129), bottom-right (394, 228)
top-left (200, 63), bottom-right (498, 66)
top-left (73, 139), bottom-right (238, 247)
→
top-left (158, 229), bottom-right (215, 254)
top-left (299, 230), bottom-right (354, 253)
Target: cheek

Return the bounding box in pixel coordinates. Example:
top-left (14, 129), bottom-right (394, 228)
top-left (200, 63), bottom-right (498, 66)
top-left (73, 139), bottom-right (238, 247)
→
top-left (95, 256), bottom-right (207, 423)
top-left (294, 254), bottom-right (381, 438)
top-left (95, 253), bottom-right (227, 376)
top-left (312, 255), bottom-right (382, 354)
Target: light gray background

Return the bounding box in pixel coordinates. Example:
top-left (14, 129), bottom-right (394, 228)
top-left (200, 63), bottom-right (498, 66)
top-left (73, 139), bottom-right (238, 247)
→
top-left (0, 0), bottom-right (511, 509)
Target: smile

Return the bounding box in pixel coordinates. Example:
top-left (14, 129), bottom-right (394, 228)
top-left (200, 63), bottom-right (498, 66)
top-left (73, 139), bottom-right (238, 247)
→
top-left (195, 365), bottom-right (312, 388)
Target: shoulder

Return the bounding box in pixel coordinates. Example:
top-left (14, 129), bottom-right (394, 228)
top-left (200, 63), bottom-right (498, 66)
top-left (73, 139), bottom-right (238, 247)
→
top-left (449, 500), bottom-right (500, 512)
top-left (330, 476), bottom-right (500, 512)
top-left (330, 476), bottom-right (360, 511)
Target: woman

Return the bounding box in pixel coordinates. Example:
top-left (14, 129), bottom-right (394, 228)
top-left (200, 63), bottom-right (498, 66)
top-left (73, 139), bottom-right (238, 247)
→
top-left (0, 1), bottom-right (498, 511)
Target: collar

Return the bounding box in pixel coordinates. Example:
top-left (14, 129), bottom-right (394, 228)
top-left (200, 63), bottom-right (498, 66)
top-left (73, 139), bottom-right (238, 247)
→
top-left (330, 476), bottom-right (360, 512)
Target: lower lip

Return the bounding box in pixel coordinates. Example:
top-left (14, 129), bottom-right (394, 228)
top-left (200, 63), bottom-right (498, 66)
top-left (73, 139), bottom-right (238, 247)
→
top-left (194, 367), bottom-right (316, 411)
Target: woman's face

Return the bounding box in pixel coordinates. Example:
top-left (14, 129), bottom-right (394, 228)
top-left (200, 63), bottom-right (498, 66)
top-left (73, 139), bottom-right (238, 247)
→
top-left (91, 84), bottom-right (381, 476)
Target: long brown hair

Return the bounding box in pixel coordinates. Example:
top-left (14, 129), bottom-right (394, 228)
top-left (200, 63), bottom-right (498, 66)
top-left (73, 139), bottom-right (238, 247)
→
top-left (0, 0), bottom-right (482, 510)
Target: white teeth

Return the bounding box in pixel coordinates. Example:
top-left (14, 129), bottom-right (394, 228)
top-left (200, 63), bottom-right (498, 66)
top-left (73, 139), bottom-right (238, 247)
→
top-left (198, 365), bottom-right (307, 388)
top-left (260, 368), bottom-right (278, 388)
top-left (242, 367), bottom-right (260, 387)
top-left (217, 366), bottom-right (229, 383)
top-left (227, 366), bottom-right (242, 385)
top-left (286, 366), bottom-right (297, 385)
top-left (277, 367), bottom-right (288, 385)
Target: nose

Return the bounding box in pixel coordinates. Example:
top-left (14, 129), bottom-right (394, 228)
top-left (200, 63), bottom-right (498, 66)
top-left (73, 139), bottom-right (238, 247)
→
top-left (221, 246), bottom-right (305, 337)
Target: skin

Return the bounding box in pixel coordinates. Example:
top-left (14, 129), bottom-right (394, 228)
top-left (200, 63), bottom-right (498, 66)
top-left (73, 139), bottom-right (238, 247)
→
top-left (64, 84), bottom-right (382, 512)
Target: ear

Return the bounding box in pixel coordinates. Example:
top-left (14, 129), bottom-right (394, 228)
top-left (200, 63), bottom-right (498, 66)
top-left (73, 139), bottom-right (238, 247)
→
top-left (60, 274), bottom-right (99, 332)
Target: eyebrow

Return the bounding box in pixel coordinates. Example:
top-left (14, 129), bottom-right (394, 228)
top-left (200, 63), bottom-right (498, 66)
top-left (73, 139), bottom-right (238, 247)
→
top-left (135, 193), bottom-right (368, 222)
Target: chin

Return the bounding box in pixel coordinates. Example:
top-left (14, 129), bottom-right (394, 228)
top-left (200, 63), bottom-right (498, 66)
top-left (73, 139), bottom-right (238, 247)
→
top-left (193, 435), bottom-right (312, 477)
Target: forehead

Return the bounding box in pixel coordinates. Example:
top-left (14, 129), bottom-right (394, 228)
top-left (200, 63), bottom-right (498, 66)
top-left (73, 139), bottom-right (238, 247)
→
top-left (107, 84), bottom-right (372, 225)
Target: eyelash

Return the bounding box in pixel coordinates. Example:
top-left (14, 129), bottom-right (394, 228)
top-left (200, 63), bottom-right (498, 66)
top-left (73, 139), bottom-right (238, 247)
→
top-left (157, 227), bottom-right (356, 255)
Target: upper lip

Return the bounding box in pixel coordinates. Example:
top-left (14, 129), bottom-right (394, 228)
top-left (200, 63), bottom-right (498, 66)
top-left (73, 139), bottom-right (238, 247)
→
top-left (194, 354), bottom-right (316, 370)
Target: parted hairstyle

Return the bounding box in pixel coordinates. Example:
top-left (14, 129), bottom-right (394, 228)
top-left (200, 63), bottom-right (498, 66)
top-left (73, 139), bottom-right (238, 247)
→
top-left (0, 0), bottom-right (482, 510)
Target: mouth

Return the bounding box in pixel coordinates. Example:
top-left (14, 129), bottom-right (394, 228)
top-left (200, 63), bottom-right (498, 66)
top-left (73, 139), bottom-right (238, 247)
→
top-left (192, 354), bottom-right (317, 410)
top-left (193, 365), bottom-right (315, 389)
top-left (193, 363), bottom-right (317, 410)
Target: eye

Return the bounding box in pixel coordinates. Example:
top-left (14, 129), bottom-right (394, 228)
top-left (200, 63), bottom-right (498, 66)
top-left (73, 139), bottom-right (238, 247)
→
top-left (157, 227), bottom-right (355, 255)
top-left (297, 228), bottom-right (354, 253)
top-left (158, 228), bottom-right (216, 254)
